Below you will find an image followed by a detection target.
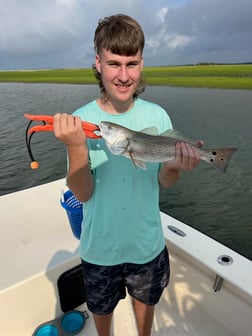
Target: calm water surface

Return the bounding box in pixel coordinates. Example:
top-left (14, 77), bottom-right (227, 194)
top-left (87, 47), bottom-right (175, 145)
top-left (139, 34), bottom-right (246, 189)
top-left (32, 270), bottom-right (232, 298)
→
top-left (0, 83), bottom-right (251, 259)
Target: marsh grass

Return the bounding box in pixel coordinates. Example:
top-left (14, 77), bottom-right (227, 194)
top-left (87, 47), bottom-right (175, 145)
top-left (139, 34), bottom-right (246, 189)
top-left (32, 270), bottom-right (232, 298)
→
top-left (0, 64), bottom-right (252, 89)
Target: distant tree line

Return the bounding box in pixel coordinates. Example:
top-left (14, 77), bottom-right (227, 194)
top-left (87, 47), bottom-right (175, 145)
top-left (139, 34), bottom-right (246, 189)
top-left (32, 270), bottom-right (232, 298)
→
top-left (196, 62), bottom-right (252, 66)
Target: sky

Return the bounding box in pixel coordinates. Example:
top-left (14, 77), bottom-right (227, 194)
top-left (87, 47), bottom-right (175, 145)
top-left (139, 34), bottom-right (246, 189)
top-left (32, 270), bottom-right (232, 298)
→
top-left (0, 0), bottom-right (251, 69)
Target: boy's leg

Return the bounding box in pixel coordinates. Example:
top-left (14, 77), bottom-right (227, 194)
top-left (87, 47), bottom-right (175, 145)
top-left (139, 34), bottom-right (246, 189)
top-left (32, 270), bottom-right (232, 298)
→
top-left (125, 247), bottom-right (170, 335)
top-left (81, 261), bottom-right (126, 335)
top-left (132, 298), bottom-right (155, 336)
top-left (93, 313), bottom-right (113, 336)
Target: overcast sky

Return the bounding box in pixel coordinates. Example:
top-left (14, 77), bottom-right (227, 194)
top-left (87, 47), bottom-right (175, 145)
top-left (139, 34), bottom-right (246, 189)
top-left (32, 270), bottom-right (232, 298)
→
top-left (1, 0), bottom-right (251, 69)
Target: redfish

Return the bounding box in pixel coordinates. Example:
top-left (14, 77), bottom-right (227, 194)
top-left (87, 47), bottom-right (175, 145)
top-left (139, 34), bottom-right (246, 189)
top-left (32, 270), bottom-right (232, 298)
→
top-left (99, 121), bottom-right (237, 173)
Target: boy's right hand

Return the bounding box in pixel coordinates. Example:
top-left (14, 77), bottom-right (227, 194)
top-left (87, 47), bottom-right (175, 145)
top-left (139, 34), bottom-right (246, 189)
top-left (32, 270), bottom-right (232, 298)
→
top-left (53, 113), bottom-right (87, 147)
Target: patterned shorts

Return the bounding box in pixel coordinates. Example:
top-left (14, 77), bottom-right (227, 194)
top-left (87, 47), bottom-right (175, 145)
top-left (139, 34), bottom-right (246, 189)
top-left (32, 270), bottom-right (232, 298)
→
top-left (81, 247), bottom-right (170, 315)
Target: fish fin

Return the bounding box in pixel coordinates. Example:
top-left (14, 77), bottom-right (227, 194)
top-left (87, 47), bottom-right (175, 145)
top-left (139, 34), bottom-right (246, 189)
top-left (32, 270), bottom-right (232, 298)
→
top-left (140, 127), bottom-right (159, 135)
top-left (133, 159), bottom-right (147, 170)
top-left (203, 148), bottom-right (237, 173)
top-left (127, 145), bottom-right (147, 170)
top-left (161, 129), bottom-right (198, 146)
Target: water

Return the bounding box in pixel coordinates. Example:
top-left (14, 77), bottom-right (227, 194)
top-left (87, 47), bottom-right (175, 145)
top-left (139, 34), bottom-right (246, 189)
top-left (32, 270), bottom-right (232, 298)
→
top-left (0, 83), bottom-right (251, 260)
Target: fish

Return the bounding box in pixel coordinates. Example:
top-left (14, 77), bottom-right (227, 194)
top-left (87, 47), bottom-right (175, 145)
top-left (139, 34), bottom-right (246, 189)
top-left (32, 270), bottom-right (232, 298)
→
top-left (99, 121), bottom-right (237, 173)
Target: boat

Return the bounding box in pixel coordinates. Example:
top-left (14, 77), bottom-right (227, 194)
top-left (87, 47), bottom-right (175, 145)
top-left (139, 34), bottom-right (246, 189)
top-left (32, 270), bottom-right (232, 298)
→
top-left (1, 178), bottom-right (251, 335)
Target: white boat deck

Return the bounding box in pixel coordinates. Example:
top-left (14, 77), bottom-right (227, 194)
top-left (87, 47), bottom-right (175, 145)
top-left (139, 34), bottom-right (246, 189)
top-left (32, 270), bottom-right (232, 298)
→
top-left (1, 179), bottom-right (251, 336)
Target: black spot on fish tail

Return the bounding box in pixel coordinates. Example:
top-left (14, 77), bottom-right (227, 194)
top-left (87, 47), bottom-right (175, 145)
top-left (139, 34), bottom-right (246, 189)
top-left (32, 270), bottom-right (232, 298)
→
top-left (205, 148), bottom-right (237, 173)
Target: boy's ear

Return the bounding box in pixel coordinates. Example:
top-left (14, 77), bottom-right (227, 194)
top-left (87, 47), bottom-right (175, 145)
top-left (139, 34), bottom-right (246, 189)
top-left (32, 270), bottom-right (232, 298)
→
top-left (141, 56), bottom-right (144, 70)
top-left (95, 54), bottom-right (101, 73)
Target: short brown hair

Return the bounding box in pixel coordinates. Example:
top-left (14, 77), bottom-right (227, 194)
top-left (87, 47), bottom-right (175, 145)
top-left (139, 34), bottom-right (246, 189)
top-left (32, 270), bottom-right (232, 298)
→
top-left (94, 14), bottom-right (145, 56)
top-left (92, 14), bottom-right (145, 97)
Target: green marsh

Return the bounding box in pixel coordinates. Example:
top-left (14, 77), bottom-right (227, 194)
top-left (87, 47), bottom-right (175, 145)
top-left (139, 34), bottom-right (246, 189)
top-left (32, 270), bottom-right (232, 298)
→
top-left (0, 64), bottom-right (251, 89)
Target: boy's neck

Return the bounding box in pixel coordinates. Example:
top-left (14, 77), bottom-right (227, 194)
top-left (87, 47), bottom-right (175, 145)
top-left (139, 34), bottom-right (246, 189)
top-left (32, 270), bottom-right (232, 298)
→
top-left (97, 97), bottom-right (135, 114)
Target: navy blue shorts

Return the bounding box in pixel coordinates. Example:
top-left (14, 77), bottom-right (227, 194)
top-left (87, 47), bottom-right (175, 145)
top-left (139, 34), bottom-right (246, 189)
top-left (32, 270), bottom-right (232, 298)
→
top-left (81, 247), bottom-right (170, 315)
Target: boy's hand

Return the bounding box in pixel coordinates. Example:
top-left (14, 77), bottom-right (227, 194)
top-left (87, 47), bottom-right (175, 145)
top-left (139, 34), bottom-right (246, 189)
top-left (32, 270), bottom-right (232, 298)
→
top-left (53, 113), bottom-right (86, 147)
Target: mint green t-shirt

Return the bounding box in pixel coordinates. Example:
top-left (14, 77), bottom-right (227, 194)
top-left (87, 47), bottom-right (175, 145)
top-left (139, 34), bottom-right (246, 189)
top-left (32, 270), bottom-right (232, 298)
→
top-left (74, 98), bottom-right (173, 265)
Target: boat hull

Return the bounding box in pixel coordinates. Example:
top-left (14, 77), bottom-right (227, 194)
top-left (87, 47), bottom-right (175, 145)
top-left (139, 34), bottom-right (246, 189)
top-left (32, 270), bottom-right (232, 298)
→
top-left (1, 179), bottom-right (251, 335)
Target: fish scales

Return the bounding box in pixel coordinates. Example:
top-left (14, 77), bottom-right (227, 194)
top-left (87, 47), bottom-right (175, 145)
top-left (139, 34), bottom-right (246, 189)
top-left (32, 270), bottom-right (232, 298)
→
top-left (128, 133), bottom-right (177, 161)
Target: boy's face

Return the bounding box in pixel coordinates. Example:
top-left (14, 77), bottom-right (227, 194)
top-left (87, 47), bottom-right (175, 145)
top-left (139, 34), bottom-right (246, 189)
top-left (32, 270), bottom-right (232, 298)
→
top-left (95, 49), bottom-right (143, 106)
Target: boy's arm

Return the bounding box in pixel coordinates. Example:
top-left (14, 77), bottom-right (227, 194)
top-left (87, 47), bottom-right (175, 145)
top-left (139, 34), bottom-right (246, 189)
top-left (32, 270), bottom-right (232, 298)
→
top-left (53, 113), bottom-right (93, 202)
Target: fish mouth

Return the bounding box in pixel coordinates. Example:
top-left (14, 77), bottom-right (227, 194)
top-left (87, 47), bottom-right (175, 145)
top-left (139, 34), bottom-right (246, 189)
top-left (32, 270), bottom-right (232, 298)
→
top-left (99, 121), bottom-right (109, 136)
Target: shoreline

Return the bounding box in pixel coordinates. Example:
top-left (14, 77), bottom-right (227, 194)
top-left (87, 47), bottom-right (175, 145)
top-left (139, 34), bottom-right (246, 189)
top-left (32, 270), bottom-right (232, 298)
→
top-left (0, 64), bottom-right (252, 89)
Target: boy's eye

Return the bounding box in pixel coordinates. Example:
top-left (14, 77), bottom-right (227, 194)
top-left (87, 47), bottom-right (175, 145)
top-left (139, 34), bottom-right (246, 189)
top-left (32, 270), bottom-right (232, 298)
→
top-left (127, 63), bottom-right (138, 68)
top-left (106, 62), bottom-right (139, 68)
top-left (108, 62), bottom-right (119, 67)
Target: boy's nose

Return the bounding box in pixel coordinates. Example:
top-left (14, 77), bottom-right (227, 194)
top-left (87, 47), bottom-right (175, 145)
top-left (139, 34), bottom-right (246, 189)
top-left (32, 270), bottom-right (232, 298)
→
top-left (118, 66), bottom-right (129, 82)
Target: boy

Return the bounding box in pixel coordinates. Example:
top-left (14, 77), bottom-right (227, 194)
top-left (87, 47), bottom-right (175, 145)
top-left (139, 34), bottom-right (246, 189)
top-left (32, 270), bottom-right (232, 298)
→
top-left (54, 14), bottom-right (200, 336)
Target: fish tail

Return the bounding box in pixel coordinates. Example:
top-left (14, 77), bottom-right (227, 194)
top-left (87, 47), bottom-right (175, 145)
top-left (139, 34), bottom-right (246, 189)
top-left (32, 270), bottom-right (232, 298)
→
top-left (202, 148), bottom-right (237, 173)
